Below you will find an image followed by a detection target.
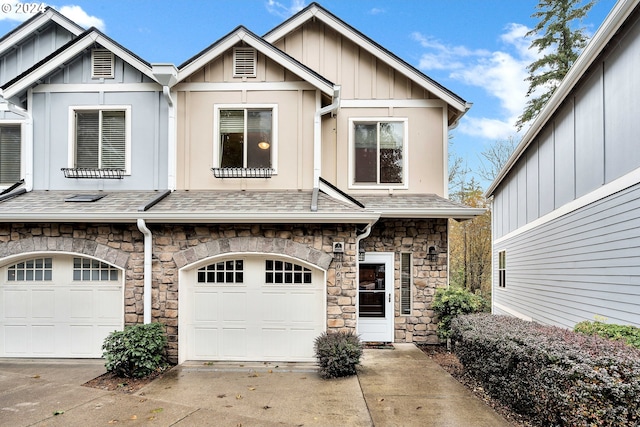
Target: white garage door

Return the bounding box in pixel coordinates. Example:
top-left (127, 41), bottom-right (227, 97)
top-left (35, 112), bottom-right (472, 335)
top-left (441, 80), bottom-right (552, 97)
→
top-left (183, 256), bottom-right (325, 362)
top-left (0, 255), bottom-right (123, 358)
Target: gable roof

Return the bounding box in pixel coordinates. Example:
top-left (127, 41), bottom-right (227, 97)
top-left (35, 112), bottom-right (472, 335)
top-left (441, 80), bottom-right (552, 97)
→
top-left (263, 2), bottom-right (470, 125)
top-left (486, 0), bottom-right (640, 197)
top-left (176, 25), bottom-right (335, 95)
top-left (0, 7), bottom-right (84, 58)
top-left (1, 27), bottom-right (158, 98)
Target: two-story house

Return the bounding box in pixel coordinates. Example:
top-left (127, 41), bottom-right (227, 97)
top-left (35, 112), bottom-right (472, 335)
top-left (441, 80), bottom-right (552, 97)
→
top-left (486, 0), bottom-right (640, 329)
top-left (0, 3), bottom-right (482, 363)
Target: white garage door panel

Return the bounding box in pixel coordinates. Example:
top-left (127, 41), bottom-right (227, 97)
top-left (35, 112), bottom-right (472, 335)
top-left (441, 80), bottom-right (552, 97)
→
top-left (3, 289), bottom-right (28, 318)
top-left (184, 256), bottom-right (325, 362)
top-left (0, 255), bottom-right (123, 358)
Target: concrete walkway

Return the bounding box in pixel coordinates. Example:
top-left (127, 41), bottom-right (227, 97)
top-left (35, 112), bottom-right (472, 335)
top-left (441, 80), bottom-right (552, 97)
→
top-left (0, 344), bottom-right (511, 426)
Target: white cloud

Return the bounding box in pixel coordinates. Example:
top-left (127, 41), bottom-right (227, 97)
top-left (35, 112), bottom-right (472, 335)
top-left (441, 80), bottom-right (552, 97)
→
top-left (369, 8), bottom-right (385, 15)
top-left (58, 5), bottom-right (105, 31)
top-left (266, 0), bottom-right (306, 17)
top-left (414, 23), bottom-right (540, 140)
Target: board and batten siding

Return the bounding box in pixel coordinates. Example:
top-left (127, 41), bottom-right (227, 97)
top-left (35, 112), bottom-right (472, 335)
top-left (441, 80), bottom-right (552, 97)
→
top-left (492, 4), bottom-right (640, 329)
top-left (0, 22), bottom-right (77, 86)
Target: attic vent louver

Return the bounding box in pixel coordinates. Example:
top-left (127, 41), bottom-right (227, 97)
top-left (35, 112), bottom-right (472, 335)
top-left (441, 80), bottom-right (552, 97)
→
top-left (233, 47), bottom-right (256, 77)
top-left (92, 49), bottom-right (114, 78)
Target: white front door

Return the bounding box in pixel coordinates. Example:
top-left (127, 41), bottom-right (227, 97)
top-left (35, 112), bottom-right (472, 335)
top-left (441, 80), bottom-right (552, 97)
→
top-left (358, 252), bottom-right (394, 342)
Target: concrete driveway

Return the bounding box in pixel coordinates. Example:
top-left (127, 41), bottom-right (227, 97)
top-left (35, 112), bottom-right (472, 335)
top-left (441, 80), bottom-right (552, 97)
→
top-left (0, 344), bottom-right (510, 427)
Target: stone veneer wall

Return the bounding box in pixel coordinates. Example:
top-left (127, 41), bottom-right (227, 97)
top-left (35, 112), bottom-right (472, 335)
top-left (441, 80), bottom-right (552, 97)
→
top-left (0, 219), bottom-right (447, 360)
top-left (360, 218), bottom-right (448, 345)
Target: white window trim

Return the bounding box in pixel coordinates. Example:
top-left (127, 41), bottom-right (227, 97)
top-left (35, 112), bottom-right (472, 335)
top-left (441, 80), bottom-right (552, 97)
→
top-left (348, 117), bottom-right (409, 190)
top-left (67, 105), bottom-right (132, 175)
top-left (0, 120), bottom-right (24, 188)
top-left (213, 104), bottom-right (278, 174)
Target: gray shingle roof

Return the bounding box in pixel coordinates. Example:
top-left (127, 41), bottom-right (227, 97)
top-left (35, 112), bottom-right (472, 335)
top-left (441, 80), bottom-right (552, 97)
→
top-left (0, 190), bottom-right (483, 222)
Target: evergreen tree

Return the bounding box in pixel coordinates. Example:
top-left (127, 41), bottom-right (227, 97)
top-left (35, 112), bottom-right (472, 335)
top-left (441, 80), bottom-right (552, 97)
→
top-left (516, 0), bottom-right (596, 130)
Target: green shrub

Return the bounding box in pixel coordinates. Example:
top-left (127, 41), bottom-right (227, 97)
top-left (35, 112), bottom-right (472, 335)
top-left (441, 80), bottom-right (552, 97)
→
top-left (450, 313), bottom-right (640, 427)
top-left (574, 320), bottom-right (640, 349)
top-left (102, 322), bottom-right (168, 378)
top-left (431, 286), bottom-right (489, 340)
top-left (314, 331), bottom-right (363, 379)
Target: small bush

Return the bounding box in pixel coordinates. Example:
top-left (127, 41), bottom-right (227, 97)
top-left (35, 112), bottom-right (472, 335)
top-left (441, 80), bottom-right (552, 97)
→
top-left (450, 313), bottom-right (640, 427)
top-left (575, 320), bottom-right (640, 349)
top-left (314, 331), bottom-right (363, 379)
top-left (431, 286), bottom-right (489, 340)
top-left (102, 322), bottom-right (168, 378)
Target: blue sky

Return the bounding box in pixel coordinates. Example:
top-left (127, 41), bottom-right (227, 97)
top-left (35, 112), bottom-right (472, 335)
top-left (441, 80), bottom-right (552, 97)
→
top-left (0, 0), bottom-right (617, 189)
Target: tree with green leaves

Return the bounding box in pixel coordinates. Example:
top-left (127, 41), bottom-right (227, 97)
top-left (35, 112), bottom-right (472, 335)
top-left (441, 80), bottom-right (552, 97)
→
top-left (516, 0), bottom-right (596, 130)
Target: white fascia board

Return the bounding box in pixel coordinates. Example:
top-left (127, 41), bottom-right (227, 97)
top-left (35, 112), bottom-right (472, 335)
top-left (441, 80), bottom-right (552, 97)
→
top-left (174, 81), bottom-right (317, 92)
top-left (141, 212), bottom-right (381, 223)
top-left (264, 6), bottom-right (467, 112)
top-left (0, 10), bottom-right (83, 57)
top-left (176, 29), bottom-right (333, 96)
top-left (31, 83), bottom-right (161, 93)
top-left (0, 212), bottom-right (381, 224)
top-left (3, 33), bottom-right (158, 99)
top-left (485, 0), bottom-right (640, 198)
top-left (374, 208), bottom-right (486, 220)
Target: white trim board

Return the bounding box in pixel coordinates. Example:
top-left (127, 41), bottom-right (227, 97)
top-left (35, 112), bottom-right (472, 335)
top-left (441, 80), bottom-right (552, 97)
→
top-left (495, 165), bottom-right (640, 244)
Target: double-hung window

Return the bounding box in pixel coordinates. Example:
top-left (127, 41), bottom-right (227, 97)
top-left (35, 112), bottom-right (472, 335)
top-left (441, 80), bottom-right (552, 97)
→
top-left (69, 106), bottom-right (130, 173)
top-left (215, 105), bottom-right (276, 171)
top-left (0, 124), bottom-right (21, 185)
top-left (350, 118), bottom-right (407, 187)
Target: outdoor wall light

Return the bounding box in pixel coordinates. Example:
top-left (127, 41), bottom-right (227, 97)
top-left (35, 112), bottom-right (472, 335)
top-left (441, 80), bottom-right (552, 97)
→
top-left (427, 246), bottom-right (438, 262)
top-left (332, 241), bottom-right (344, 262)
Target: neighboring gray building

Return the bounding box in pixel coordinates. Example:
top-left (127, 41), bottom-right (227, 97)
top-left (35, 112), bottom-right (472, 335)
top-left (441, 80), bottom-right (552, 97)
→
top-left (486, 0), bottom-right (640, 328)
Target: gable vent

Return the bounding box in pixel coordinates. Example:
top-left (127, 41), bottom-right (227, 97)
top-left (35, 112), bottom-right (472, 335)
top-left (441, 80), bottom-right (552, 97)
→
top-left (92, 49), bottom-right (114, 78)
top-left (233, 47), bottom-right (256, 77)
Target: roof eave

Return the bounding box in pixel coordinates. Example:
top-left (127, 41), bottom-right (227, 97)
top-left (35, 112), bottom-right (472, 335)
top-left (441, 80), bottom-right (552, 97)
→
top-left (485, 0), bottom-right (640, 198)
top-left (373, 208), bottom-right (486, 220)
top-left (176, 27), bottom-right (334, 96)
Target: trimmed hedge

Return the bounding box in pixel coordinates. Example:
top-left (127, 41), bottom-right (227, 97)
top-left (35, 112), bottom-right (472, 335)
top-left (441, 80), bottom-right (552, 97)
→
top-left (431, 286), bottom-right (489, 340)
top-left (574, 320), bottom-right (640, 349)
top-left (451, 314), bottom-right (640, 427)
top-left (314, 331), bottom-right (363, 379)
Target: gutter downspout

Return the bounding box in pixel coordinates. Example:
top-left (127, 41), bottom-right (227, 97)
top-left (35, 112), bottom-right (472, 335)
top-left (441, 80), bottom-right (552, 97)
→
top-left (311, 85), bottom-right (341, 212)
top-left (163, 86), bottom-right (176, 191)
top-left (137, 219), bottom-right (153, 324)
top-left (136, 190), bottom-right (171, 324)
top-left (355, 219), bottom-right (377, 336)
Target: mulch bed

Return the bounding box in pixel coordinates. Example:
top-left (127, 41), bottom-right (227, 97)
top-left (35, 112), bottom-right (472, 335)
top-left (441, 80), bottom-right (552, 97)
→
top-left (419, 345), bottom-right (537, 427)
top-left (83, 368), bottom-right (169, 394)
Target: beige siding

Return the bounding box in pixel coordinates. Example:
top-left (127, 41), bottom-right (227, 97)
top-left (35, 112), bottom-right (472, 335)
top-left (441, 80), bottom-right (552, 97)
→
top-left (176, 88), bottom-right (316, 190)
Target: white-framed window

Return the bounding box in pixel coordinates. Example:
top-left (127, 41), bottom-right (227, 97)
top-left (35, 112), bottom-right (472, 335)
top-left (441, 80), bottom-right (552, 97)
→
top-left (73, 257), bottom-right (119, 281)
top-left (498, 250), bottom-right (506, 288)
top-left (233, 47), bottom-right (257, 77)
top-left (68, 106), bottom-right (131, 173)
top-left (0, 123), bottom-right (21, 185)
top-left (92, 49), bottom-right (114, 79)
top-left (7, 257), bottom-right (53, 281)
top-left (349, 118), bottom-right (408, 188)
top-left (197, 260), bottom-right (244, 284)
top-left (265, 259), bottom-right (312, 284)
top-left (214, 104), bottom-right (277, 172)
